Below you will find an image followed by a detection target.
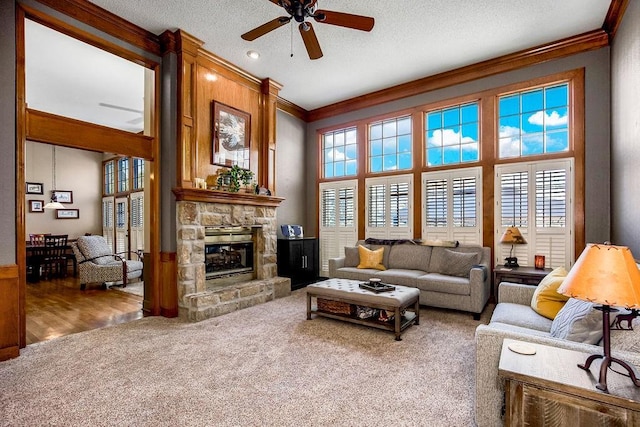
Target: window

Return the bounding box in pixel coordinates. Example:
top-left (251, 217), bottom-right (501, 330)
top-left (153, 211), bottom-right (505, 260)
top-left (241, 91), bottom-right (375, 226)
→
top-left (365, 175), bottom-right (413, 239)
top-left (426, 102), bottom-right (479, 166)
top-left (322, 127), bottom-right (357, 178)
top-left (369, 115), bottom-right (412, 172)
top-left (133, 158), bottom-right (144, 190)
top-left (318, 180), bottom-right (358, 276)
top-left (498, 83), bottom-right (569, 158)
top-left (422, 167), bottom-right (482, 244)
top-left (117, 157), bottom-right (129, 192)
top-left (495, 159), bottom-right (573, 268)
top-left (103, 160), bottom-right (114, 195)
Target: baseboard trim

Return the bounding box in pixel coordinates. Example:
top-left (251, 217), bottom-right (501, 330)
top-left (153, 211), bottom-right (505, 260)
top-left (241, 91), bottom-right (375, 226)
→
top-left (0, 346), bottom-right (20, 361)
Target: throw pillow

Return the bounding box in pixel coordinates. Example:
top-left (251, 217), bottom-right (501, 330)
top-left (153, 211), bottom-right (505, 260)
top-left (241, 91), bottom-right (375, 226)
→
top-left (356, 245), bottom-right (386, 271)
top-left (438, 249), bottom-right (479, 277)
top-left (530, 266), bottom-right (569, 319)
top-left (344, 246), bottom-right (360, 267)
top-left (550, 298), bottom-right (603, 344)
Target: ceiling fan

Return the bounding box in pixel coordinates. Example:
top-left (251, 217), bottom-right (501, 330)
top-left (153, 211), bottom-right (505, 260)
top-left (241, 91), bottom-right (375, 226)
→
top-left (241, 0), bottom-right (375, 60)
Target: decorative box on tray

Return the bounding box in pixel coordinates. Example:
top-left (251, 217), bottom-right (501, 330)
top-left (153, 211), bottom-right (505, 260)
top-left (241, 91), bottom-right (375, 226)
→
top-left (359, 278), bottom-right (395, 293)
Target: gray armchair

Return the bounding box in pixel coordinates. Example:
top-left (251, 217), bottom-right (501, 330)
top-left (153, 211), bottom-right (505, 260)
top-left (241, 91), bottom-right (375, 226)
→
top-left (71, 235), bottom-right (143, 290)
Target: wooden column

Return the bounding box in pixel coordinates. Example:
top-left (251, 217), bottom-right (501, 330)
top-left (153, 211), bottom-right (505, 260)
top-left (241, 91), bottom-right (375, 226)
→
top-left (174, 30), bottom-right (203, 188)
top-left (260, 78), bottom-right (282, 193)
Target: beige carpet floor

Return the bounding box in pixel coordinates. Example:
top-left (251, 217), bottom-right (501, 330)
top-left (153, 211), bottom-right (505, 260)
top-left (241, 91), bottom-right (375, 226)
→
top-left (0, 289), bottom-right (492, 426)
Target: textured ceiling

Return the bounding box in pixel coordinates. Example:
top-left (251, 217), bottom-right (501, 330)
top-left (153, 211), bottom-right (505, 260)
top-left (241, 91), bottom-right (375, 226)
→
top-left (86, 0), bottom-right (611, 111)
top-left (27, 0), bottom-right (612, 129)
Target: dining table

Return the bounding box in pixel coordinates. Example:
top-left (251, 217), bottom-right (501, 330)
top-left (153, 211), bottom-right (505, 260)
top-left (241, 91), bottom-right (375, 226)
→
top-left (26, 240), bottom-right (77, 282)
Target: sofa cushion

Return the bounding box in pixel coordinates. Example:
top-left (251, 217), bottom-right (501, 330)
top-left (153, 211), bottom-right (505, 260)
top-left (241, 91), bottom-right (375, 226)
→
top-left (490, 302), bottom-right (554, 332)
top-left (344, 246), bottom-right (360, 267)
top-left (550, 298), bottom-right (602, 344)
top-left (415, 273), bottom-right (470, 296)
top-left (430, 248), bottom-right (479, 277)
top-left (334, 267), bottom-right (382, 282)
top-left (611, 316), bottom-right (640, 353)
top-left (357, 245), bottom-right (386, 270)
top-left (375, 269), bottom-right (425, 287)
top-left (387, 244), bottom-right (432, 271)
top-left (530, 267), bottom-right (569, 319)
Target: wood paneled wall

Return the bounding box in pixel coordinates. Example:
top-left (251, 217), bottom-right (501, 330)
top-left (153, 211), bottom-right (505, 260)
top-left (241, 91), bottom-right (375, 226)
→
top-left (167, 30), bottom-right (281, 193)
top-left (0, 265), bottom-right (20, 360)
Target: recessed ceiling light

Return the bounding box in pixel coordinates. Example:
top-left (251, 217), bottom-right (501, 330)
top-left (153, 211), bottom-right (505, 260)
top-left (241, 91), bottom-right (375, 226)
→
top-left (246, 50), bottom-right (260, 60)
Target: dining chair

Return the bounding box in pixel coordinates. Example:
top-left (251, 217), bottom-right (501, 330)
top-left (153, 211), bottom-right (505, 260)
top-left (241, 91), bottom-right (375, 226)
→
top-left (27, 233), bottom-right (51, 282)
top-left (43, 234), bottom-right (69, 278)
top-left (29, 233), bottom-right (49, 246)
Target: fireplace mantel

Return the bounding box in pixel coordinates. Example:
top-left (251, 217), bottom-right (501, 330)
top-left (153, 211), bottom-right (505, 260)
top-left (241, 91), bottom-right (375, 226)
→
top-left (173, 187), bottom-right (285, 207)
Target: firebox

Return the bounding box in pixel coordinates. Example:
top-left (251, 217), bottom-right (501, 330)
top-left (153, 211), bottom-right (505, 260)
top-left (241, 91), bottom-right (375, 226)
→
top-left (204, 226), bottom-right (255, 279)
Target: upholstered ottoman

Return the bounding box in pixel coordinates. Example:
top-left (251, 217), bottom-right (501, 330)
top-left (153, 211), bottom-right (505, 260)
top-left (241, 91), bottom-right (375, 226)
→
top-left (306, 278), bottom-right (420, 340)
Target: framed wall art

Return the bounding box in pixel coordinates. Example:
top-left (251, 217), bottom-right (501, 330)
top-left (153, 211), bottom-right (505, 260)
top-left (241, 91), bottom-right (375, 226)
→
top-left (29, 200), bottom-right (44, 213)
top-left (56, 209), bottom-right (79, 219)
top-left (52, 190), bottom-right (73, 204)
top-left (26, 182), bottom-right (43, 194)
top-left (212, 101), bottom-right (250, 169)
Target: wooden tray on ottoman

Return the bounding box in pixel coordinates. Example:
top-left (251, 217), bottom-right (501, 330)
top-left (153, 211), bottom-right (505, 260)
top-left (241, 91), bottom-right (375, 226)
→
top-left (306, 278), bottom-right (420, 341)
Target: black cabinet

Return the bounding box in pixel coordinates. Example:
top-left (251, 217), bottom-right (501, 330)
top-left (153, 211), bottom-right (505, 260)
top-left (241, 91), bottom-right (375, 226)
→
top-left (277, 238), bottom-right (319, 289)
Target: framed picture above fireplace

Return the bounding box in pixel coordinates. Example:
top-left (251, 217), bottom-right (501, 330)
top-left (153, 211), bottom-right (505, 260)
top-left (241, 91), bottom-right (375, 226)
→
top-left (212, 101), bottom-right (250, 169)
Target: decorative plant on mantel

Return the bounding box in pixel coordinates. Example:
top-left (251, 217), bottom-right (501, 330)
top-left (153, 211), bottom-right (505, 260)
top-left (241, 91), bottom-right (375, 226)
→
top-left (216, 165), bottom-right (254, 193)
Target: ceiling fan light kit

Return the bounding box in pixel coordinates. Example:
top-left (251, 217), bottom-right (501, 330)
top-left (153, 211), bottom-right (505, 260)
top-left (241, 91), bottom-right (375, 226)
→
top-left (241, 0), bottom-right (374, 60)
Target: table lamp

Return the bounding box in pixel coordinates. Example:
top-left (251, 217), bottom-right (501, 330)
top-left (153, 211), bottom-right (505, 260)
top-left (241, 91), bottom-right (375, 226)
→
top-left (557, 242), bottom-right (640, 392)
top-left (500, 226), bottom-right (527, 267)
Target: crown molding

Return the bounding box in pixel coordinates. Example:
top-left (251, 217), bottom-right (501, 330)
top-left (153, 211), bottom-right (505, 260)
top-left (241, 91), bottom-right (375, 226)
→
top-left (32, 0), bottom-right (161, 56)
top-left (603, 0), bottom-right (629, 41)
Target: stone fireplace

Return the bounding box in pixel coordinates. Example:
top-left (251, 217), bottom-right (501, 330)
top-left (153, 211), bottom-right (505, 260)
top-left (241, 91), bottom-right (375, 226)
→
top-left (175, 190), bottom-right (290, 321)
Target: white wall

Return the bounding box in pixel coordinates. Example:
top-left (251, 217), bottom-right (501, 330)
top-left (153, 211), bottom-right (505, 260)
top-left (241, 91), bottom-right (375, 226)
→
top-left (275, 109), bottom-right (307, 237)
top-left (25, 142), bottom-right (103, 240)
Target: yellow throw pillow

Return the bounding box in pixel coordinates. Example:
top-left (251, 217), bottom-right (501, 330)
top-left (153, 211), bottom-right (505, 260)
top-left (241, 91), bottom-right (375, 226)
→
top-left (357, 245), bottom-right (386, 271)
top-left (531, 266), bottom-right (570, 319)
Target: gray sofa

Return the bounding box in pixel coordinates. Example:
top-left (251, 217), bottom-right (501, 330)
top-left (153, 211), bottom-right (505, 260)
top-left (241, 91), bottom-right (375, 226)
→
top-left (328, 240), bottom-right (490, 318)
top-left (475, 282), bottom-right (640, 427)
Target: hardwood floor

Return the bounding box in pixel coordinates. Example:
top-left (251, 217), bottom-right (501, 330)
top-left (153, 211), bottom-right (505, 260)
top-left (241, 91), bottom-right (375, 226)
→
top-left (26, 276), bottom-right (143, 345)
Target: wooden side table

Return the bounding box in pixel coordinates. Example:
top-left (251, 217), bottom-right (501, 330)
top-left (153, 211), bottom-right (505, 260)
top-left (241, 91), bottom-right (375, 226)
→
top-left (493, 266), bottom-right (553, 302)
top-left (499, 339), bottom-right (640, 426)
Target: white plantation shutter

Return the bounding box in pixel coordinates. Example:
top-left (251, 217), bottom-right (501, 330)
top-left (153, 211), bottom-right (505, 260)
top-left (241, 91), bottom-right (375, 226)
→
top-left (366, 174), bottom-right (413, 239)
top-left (367, 184), bottom-right (386, 229)
top-left (495, 159), bottom-right (573, 268)
top-left (422, 167), bottom-right (482, 244)
top-left (130, 192), bottom-right (144, 253)
top-left (115, 197), bottom-right (128, 255)
top-left (102, 196), bottom-right (114, 250)
top-left (534, 167), bottom-right (569, 267)
top-left (319, 180), bottom-right (358, 276)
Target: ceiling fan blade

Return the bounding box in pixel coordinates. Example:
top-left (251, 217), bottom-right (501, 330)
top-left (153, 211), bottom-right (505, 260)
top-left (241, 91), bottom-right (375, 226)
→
top-left (241, 17), bottom-right (291, 41)
top-left (298, 22), bottom-right (323, 60)
top-left (314, 10), bottom-right (375, 32)
top-left (268, 0), bottom-right (290, 6)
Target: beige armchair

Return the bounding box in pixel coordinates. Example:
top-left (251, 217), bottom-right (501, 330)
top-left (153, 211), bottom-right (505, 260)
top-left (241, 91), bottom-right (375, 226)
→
top-left (71, 235), bottom-right (143, 290)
